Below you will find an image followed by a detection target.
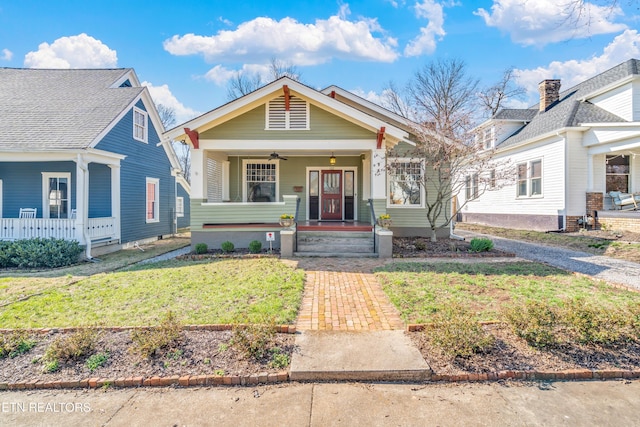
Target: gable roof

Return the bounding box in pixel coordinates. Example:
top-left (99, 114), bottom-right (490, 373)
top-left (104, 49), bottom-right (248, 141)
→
top-left (496, 59), bottom-right (639, 149)
top-left (0, 68), bottom-right (146, 151)
top-left (163, 76), bottom-right (410, 145)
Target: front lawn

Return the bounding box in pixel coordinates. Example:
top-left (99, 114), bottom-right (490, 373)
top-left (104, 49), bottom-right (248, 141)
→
top-left (0, 258), bottom-right (305, 328)
top-left (376, 261), bottom-right (640, 324)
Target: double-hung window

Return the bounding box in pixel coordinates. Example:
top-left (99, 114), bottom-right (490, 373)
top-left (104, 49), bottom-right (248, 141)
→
top-left (146, 178), bottom-right (159, 222)
top-left (516, 159), bottom-right (542, 198)
top-left (133, 107), bottom-right (148, 142)
top-left (465, 173), bottom-right (479, 200)
top-left (388, 159), bottom-right (423, 207)
top-left (176, 197), bottom-right (184, 218)
top-left (244, 160), bottom-right (278, 202)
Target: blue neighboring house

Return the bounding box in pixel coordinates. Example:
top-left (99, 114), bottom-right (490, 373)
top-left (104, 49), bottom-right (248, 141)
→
top-left (0, 68), bottom-right (190, 258)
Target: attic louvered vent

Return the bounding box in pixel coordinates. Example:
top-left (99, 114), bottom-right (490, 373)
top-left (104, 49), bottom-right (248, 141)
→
top-left (266, 95), bottom-right (309, 130)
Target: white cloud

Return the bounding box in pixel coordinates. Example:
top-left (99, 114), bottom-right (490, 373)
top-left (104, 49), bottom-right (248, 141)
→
top-left (163, 13), bottom-right (399, 66)
top-left (2, 48), bottom-right (12, 61)
top-left (514, 29), bottom-right (640, 101)
top-left (142, 81), bottom-right (201, 125)
top-left (475, 0), bottom-right (627, 46)
top-left (404, 0), bottom-right (446, 56)
top-left (24, 33), bottom-right (117, 68)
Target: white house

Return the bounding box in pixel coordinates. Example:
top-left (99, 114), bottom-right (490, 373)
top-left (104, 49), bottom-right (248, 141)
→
top-left (460, 59), bottom-right (640, 233)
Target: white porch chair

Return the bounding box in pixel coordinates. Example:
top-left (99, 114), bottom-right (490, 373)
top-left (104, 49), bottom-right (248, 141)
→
top-left (18, 208), bottom-right (37, 218)
top-left (69, 208), bottom-right (77, 219)
top-left (609, 191), bottom-right (639, 210)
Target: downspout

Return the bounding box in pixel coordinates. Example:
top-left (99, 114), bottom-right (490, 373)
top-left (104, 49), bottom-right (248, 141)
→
top-left (77, 154), bottom-right (93, 260)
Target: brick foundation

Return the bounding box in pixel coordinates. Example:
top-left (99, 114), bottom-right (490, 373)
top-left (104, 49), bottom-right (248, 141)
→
top-left (565, 216), bottom-right (583, 232)
top-left (598, 216), bottom-right (640, 233)
top-left (586, 192), bottom-right (604, 229)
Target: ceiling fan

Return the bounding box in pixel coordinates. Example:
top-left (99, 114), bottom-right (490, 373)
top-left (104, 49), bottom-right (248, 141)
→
top-left (268, 152), bottom-right (288, 161)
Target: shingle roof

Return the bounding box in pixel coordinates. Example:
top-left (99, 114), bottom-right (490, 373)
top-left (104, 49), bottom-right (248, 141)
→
top-left (496, 59), bottom-right (639, 149)
top-left (0, 68), bottom-right (144, 150)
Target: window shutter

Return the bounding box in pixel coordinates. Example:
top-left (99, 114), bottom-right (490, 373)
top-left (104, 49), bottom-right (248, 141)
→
top-left (268, 96), bottom-right (287, 129)
top-left (289, 97), bottom-right (307, 129)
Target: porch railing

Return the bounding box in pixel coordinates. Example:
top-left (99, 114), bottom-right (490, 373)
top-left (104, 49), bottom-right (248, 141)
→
top-left (0, 217), bottom-right (116, 243)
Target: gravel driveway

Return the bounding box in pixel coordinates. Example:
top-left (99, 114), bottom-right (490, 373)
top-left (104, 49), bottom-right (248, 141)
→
top-left (458, 230), bottom-right (640, 290)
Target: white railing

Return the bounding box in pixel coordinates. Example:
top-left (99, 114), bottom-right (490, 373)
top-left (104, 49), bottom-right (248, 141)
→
top-left (0, 217), bottom-right (117, 243)
top-left (0, 218), bottom-right (77, 241)
top-left (87, 217), bottom-right (116, 241)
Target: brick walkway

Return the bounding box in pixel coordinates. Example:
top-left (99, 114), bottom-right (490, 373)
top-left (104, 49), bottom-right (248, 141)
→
top-left (294, 258), bottom-right (405, 331)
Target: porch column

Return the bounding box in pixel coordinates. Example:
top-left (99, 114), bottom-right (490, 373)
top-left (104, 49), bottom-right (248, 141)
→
top-left (371, 149), bottom-right (387, 200)
top-left (190, 149), bottom-right (205, 199)
top-left (587, 154), bottom-right (594, 191)
top-left (75, 157), bottom-right (87, 245)
top-left (109, 164), bottom-right (121, 243)
top-left (222, 160), bottom-right (230, 201)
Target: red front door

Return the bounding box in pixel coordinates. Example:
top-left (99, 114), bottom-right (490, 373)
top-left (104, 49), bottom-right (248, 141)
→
top-left (321, 170), bottom-right (342, 220)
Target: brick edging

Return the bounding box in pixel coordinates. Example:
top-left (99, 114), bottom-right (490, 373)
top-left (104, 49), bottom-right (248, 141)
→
top-left (429, 369), bottom-right (640, 382)
top-left (0, 324), bottom-right (297, 334)
top-left (0, 371), bottom-right (289, 391)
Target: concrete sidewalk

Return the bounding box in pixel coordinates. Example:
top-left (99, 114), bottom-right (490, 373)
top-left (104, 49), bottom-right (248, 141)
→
top-left (457, 230), bottom-right (640, 290)
top-left (2, 381), bottom-right (640, 426)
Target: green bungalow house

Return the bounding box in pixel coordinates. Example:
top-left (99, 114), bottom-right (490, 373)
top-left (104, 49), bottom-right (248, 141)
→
top-left (163, 77), bottom-right (447, 257)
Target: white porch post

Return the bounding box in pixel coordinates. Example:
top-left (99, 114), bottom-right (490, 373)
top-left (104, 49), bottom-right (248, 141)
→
top-left (587, 154), bottom-right (594, 191)
top-left (190, 149), bottom-right (205, 200)
top-left (371, 149), bottom-right (387, 200)
top-left (222, 160), bottom-right (230, 201)
top-left (109, 164), bottom-right (121, 243)
top-left (75, 157), bottom-right (87, 245)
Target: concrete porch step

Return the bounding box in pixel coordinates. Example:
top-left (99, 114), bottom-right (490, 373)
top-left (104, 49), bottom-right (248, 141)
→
top-left (296, 230), bottom-right (375, 255)
top-left (289, 331), bottom-right (432, 382)
top-left (293, 252), bottom-right (379, 258)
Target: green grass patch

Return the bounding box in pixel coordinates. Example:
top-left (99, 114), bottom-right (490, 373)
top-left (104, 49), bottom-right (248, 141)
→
top-left (376, 261), bottom-right (640, 324)
top-left (0, 258), bottom-right (304, 328)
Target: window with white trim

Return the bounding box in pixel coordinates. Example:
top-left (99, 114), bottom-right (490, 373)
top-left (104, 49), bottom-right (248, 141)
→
top-left (481, 126), bottom-right (494, 150)
top-left (243, 160), bottom-right (278, 202)
top-left (388, 159), bottom-right (423, 207)
top-left (266, 95), bottom-right (309, 130)
top-left (133, 107), bottom-right (148, 142)
top-left (465, 173), bottom-right (479, 200)
top-left (146, 178), bottom-right (159, 222)
top-left (42, 173), bottom-right (71, 219)
top-left (176, 196), bottom-right (184, 218)
top-left (516, 159), bottom-right (542, 198)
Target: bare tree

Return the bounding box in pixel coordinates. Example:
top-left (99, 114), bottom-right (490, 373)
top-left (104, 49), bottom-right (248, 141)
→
top-left (156, 103), bottom-right (176, 129)
top-left (156, 103), bottom-right (191, 184)
top-left (478, 67), bottom-right (526, 117)
top-left (226, 57), bottom-right (303, 100)
top-left (384, 59), bottom-right (511, 242)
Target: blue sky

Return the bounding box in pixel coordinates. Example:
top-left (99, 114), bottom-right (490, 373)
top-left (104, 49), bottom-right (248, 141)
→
top-left (1, 0), bottom-right (639, 124)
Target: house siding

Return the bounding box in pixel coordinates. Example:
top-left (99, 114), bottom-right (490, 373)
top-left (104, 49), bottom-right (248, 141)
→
top-left (88, 163), bottom-right (112, 217)
top-left (0, 161), bottom-right (76, 218)
top-left (95, 100), bottom-right (176, 243)
top-left (177, 182), bottom-right (190, 229)
top-left (200, 104), bottom-right (375, 140)
top-left (590, 82), bottom-right (633, 121)
top-left (461, 136), bottom-right (566, 231)
top-left (565, 131), bottom-right (588, 216)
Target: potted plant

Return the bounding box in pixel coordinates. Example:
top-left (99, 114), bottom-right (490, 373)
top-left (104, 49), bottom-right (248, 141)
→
top-left (377, 214), bottom-right (392, 228)
top-left (279, 214), bottom-right (294, 227)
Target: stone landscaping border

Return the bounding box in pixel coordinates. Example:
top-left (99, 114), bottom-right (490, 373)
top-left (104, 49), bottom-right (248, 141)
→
top-left (0, 324), bottom-right (297, 334)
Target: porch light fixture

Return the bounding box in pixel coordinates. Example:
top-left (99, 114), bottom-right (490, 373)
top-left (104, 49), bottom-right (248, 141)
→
top-left (329, 153), bottom-right (336, 165)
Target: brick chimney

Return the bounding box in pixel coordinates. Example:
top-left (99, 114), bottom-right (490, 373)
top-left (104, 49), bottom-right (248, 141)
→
top-left (538, 79), bottom-right (561, 112)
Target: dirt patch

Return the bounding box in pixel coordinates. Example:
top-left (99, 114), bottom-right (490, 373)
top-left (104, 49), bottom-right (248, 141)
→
top-left (410, 324), bottom-right (640, 375)
top-left (393, 237), bottom-right (513, 258)
top-left (0, 330), bottom-right (294, 385)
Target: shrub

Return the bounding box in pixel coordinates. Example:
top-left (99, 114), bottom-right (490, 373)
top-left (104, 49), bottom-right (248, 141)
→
top-left (0, 331), bottom-right (36, 358)
top-left (504, 300), bottom-right (559, 348)
top-left (269, 347), bottom-right (290, 368)
top-left (220, 241), bottom-right (235, 253)
top-left (43, 329), bottom-right (99, 367)
top-left (2, 238), bottom-right (83, 269)
top-left (469, 238), bottom-right (494, 252)
top-left (130, 311), bottom-right (184, 358)
top-left (248, 240), bottom-right (262, 254)
top-left (414, 241), bottom-right (426, 251)
top-left (195, 243), bottom-right (208, 254)
top-left (427, 303), bottom-right (494, 358)
top-left (562, 298), bottom-right (627, 345)
top-left (231, 316), bottom-right (277, 359)
top-left (85, 352), bottom-right (109, 373)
